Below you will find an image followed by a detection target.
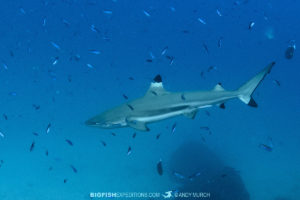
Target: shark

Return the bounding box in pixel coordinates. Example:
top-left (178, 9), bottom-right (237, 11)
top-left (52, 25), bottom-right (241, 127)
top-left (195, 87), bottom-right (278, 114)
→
top-left (85, 62), bottom-right (275, 131)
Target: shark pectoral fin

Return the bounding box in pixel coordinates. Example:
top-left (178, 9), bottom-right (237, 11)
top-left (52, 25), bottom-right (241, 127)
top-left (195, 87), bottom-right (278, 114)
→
top-left (183, 109), bottom-right (198, 119)
top-left (126, 118), bottom-right (149, 131)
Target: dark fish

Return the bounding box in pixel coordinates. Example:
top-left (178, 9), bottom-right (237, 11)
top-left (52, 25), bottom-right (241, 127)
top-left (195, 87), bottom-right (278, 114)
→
top-left (200, 126), bottom-right (210, 131)
top-left (10, 50), bottom-right (14, 57)
top-left (127, 104), bottom-right (134, 111)
top-left (182, 30), bottom-right (190, 34)
top-left (122, 94), bottom-right (128, 100)
top-left (157, 159), bottom-right (163, 176)
top-left (203, 43), bottom-right (209, 54)
top-left (221, 174), bottom-right (227, 178)
top-left (32, 104), bottom-right (40, 110)
top-left (200, 71), bottom-right (205, 78)
top-left (101, 140), bottom-right (106, 147)
top-left (48, 166), bottom-right (53, 171)
top-left (3, 114), bottom-right (8, 120)
top-left (70, 165), bottom-right (78, 173)
top-left (171, 123), bottom-right (177, 134)
top-left (45, 150), bottom-right (49, 156)
top-left (181, 94), bottom-right (186, 100)
top-left (29, 141), bottom-right (35, 152)
top-left (128, 77), bottom-right (134, 80)
top-left (68, 75), bottom-right (72, 82)
top-left (127, 146), bottom-right (132, 156)
top-left (64, 179), bottom-right (68, 183)
top-left (146, 59), bottom-right (153, 63)
top-left (0, 160), bottom-right (4, 168)
top-left (188, 172), bottom-right (201, 181)
top-left (111, 132), bottom-right (116, 136)
top-left (132, 132), bottom-right (136, 138)
top-left (201, 136), bottom-right (206, 142)
top-left (285, 45), bottom-right (295, 59)
top-left (65, 139), bottom-right (73, 146)
top-left (156, 133), bottom-right (161, 140)
top-left (273, 79), bottom-right (281, 86)
top-left (207, 66), bottom-right (215, 72)
top-left (259, 143), bottom-right (272, 152)
top-left (32, 132), bottom-right (39, 136)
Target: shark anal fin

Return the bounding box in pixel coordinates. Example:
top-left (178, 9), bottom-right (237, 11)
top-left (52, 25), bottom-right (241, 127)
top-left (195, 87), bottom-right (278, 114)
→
top-left (183, 109), bottom-right (198, 119)
top-left (126, 118), bottom-right (149, 131)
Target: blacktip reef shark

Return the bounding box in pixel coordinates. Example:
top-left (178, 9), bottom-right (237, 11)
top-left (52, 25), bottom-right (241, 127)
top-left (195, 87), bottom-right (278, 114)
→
top-left (86, 62), bottom-right (275, 131)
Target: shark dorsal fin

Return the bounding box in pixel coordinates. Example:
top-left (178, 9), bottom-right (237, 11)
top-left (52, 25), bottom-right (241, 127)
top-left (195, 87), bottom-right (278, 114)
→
top-left (213, 83), bottom-right (225, 91)
top-left (146, 75), bottom-right (169, 96)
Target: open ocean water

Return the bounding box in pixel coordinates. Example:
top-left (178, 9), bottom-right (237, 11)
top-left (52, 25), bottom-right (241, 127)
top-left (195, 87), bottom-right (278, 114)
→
top-left (0, 0), bottom-right (299, 200)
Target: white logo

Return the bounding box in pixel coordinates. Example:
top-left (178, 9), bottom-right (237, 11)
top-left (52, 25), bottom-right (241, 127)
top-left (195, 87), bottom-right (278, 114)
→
top-left (162, 191), bottom-right (172, 199)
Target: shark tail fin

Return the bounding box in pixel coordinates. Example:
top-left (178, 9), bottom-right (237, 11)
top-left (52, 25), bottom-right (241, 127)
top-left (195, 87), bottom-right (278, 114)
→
top-left (237, 62), bottom-right (275, 107)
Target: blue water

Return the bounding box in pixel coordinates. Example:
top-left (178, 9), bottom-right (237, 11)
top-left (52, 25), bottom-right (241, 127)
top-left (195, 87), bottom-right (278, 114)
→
top-left (0, 0), bottom-right (299, 199)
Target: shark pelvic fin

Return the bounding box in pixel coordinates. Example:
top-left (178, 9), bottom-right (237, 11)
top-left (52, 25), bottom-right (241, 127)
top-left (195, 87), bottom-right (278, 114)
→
top-left (146, 74), bottom-right (169, 96)
top-left (126, 118), bottom-right (149, 131)
top-left (213, 83), bottom-right (225, 91)
top-left (183, 109), bottom-right (198, 119)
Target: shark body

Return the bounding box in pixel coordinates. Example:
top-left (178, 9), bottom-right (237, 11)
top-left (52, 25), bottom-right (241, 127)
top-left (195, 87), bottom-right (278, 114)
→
top-left (86, 62), bottom-right (275, 131)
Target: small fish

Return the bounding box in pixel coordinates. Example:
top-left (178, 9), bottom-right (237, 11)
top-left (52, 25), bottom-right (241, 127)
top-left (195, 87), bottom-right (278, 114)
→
top-left (103, 10), bottom-right (112, 15)
top-left (149, 51), bottom-right (155, 59)
top-left (62, 19), bottom-right (70, 27)
top-left (70, 165), bottom-right (78, 173)
top-left (143, 10), bottom-right (151, 17)
top-left (42, 18), bottom-right (47, 27)
top-left (128, 77), bottom-right (134, 80)
top-left (151, 91), bottom-right (158, 96)
top-left (101, 140), bottom-right (106, 147)
top-left (170, 7), bottom-right (176, 12)
top-left (201, 136), bottom-right (206, 142)
top-left (48, 166), bottom-right (53, 171)
top-left (127, 104), bottom-right (134, 111)
top-left (19, 7), bottom-right (26, 15)
top-left (45, 150), bottom-right (49, 156)
top-left (0, 131), bottom-right (5, 139)
top-left (2, 62), bottom-right (8, 70)
top-left (32, 104), bottom-right (40, 110)
top-left (122, 94), bottom-right (128, 100)
top-left (203, 43), bottom-right (209, 54)
top-left (200, 126), bottom-right (210, 131)
top-left (285, 45), bottom-right (295, 59)
top-left (188, 172), bottom-right (201, 181)
top-left (46, 123), bottom-right (51, 134)
top-left (89, 50), bottom-right (101, 55)
top-left (3, 114), bottom-right (8, 120)
top-left (32, 132), bottom-right (39, 136)
top-left (216, 9), bottom-right (222, 17)
top-left (63, 179), bottom-right (68, 183)
top-left (218, 37), bottom-right (223, 48)
top-left (161, 46), bottom-right (168, 56)
top-left (30, 141), bottom-right (35, 152)
top-left (198, 18), bottom-right (206, 25)
top-left (65, 139), bottom-right (73, 146)
top-left (173, 171), bottom-right (186, 179)
top-left (127, 146), bottom-right (132, 156)
top-left (146, 59), bottom-right (153, 63)
top-left (132, 132), bottom-right (136, 138)
top-left (259, 143), bottom-right (272, 152)
top-left (248, 21), bottom-right (255, 30)
top-left (157, 159), bottom-right (163, 176)
top-left (50, 42), bottom-right (61, 50)
top-left (86, 64), bottom-right (94, 69)
top-left (111, 132), bottom-right (116, 136)
top-left (171, 123), bottom-right (177, 134)
top-left (156, 133), bottom-right (161, 140)
top-left (207, 65), bottom-right (216, 72)
top-left (272, 79), bottom-right (281, 86)
top-left (90, 24), bottom-right (100, 33)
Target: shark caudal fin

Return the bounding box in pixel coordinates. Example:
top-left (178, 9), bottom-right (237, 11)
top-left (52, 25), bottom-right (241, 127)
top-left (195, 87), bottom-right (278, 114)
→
top-left (237, 62), bottom-right (275, 107)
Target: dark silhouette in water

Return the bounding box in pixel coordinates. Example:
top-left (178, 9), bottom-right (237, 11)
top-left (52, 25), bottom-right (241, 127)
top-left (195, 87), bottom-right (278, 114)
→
top-left (168, 141), bottom-right (250, 200)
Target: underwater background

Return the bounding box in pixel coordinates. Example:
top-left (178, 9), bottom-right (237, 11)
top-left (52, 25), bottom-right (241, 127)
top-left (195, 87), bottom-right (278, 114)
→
top-left (0, 0), bottom-right (299, 200)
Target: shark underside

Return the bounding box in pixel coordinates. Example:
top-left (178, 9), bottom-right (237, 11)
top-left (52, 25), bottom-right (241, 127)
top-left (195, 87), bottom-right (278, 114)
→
top-left (85, 62), bottom-right (275, 131)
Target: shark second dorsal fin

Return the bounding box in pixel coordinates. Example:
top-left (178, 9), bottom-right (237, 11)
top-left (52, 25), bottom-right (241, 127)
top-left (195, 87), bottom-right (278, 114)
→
top-left (146, 74), bottom-right (169, 96)
top-left (213, 83), bottom-right (225, 91)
